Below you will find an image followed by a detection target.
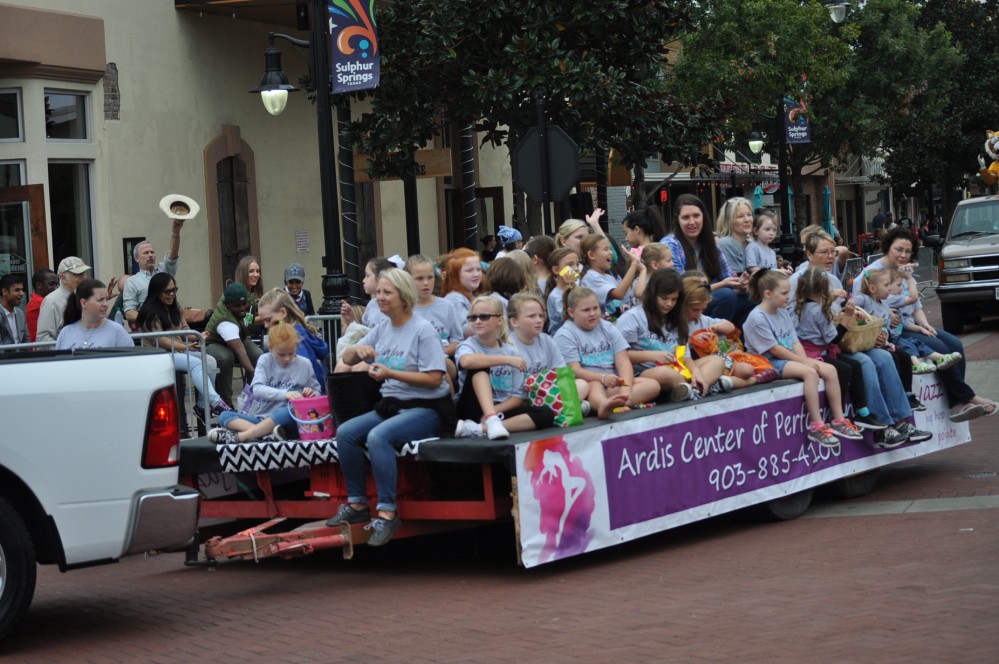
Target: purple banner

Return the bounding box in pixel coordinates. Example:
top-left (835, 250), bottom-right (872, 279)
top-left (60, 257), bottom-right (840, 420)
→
top-left (329, 0), bottom-right (380, 94)
top-left (601, 394), bottom-right (869, 529)
top-left (784, 97), bottom-right (810, 145)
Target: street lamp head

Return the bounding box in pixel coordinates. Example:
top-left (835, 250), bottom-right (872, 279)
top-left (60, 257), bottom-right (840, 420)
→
top-left (748, 130), bottom-right (765, 155)
top-left (826, 1), bottom-right (851, 23)
top-left (250, 44), bottom-right (299, 115)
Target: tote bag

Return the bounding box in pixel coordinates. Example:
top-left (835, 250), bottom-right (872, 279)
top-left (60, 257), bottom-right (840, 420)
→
top-left (525, 367), bottom-right (584, 428)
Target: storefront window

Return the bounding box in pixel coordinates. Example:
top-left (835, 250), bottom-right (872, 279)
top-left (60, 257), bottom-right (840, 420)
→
top-left (0, 161), bottom-right (24, 188)
top-left (0, 90), bottom-right (21, 141)
top-left (48, 161), bottom-right (93, 265)
top-left (45, 91), bottom-right (88, 140)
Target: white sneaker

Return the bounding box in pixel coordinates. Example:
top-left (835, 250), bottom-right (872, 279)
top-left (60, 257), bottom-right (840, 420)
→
top-left (669, 383), bottom-right (693, 402)
top-left (454, 419), bottom-right (485, 438)
top-left (579, 400), bottom-right (592, 416)
top-left (484, 415), bottom-right (510, 440)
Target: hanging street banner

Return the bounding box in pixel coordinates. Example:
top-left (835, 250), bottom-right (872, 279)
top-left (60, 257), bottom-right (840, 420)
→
top-left (329, 0), bottom-right (379, 94)
top-left (784, 96), bottom-right (811, 144)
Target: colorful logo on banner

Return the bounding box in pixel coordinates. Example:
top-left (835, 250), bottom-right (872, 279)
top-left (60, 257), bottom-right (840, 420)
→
top-left (523, 435), bottom-right (596, 563)
top-left (329, 0), bottom-right (379, 93)
top-left (784, 96), bottom-right (810, 144)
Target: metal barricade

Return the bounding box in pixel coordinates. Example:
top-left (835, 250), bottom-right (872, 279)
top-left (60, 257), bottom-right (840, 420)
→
top-left (0, 340), bottom-right (56, 351)
top-left (305, 314), bottom-right (342, 369)
top-left (913, 246), bottom-right (935, 290)
top-left (841, 257), bottom-right (864, 291)
top-left (130, 329), bottom-right (216, 437)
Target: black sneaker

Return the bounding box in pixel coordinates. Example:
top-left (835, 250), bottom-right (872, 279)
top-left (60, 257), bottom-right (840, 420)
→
top-left (894, 420), bottom-right (932, 443)
top-left (853, 413), bottom-right (889, 431)
top-left (325, 503), bottom-right (371, 527)
top-left (262, 424), bottom-right (289, 442)
top-left (210, 400), bottom-right (233, 417)
top-left (208, 427), bottom-right (240, 444)
top-left (874, 426), bottom-right (908, 449)
top-left (907, 394), bottom-right (927, 412)
top-left (365, 514), bottom-right (402, 547)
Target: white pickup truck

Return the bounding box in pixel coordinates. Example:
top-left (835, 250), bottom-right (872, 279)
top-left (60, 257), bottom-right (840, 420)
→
top-left (0, 348), bottom-right (200, 641)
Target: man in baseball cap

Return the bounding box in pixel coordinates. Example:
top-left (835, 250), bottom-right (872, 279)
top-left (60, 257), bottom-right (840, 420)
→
top-left (35, 256), bottom-right (92, 342)
top-left (283, 263), bottom-right (315, 316)
top-left (203, 282), bottom-right (263, 405)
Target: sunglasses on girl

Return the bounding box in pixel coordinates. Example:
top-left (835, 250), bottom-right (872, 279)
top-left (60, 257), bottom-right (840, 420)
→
top-left (163, 287), bottom-right (179, 295)
top-left (467, 313), bottom-right (501, 322)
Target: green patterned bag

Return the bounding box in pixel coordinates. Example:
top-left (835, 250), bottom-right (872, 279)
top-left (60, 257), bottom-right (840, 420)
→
top-left (525, 366), bottom-right (584, 428)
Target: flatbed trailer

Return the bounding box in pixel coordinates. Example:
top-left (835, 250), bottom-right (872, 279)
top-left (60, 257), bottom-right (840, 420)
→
top-left (178, 374), bottom-right (970, 568)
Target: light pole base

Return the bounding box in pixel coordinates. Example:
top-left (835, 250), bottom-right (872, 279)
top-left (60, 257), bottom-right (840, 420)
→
top-left (319, 270), bottom-right (350, 315)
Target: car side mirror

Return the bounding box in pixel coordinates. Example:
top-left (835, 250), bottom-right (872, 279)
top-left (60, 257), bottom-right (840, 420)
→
top-left (923, 234), bottom-right (942, 248)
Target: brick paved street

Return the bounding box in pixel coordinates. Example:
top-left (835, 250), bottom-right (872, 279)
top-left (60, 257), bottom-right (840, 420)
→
top-left (4, 301), bottom-right (998, 663)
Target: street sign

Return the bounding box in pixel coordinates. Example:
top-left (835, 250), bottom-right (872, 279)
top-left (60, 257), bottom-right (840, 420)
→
top-left (513, 126), bottom-right (580, 203)
top-left (353, 148), bottom-right (452, 183)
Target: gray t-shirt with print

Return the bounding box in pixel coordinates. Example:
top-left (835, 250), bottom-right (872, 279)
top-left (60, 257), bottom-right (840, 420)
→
top-left (553, 319), bottom-right (629, 374)
top-left (359, 316), bottom-right (449, 399)
top-left (415, 296), bottom-right (464, 345)
top-left (615, 306), bottom-right (682, 374)
top-left (455, 336), bottom-right (527, 401)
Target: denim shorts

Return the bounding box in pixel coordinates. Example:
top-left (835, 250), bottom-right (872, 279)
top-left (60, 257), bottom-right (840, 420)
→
top-left (771, 358), bottom-right (789, 376)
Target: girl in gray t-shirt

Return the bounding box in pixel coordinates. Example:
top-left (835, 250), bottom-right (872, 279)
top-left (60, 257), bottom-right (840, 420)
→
top-left (454, 296), bottom-right (555, 439)
top-left (553, 287), bottom-right (660, 418)
top-left (744, 270), bottom-right (860, 447)
top-left (405, 254), bottom-right (466, 387)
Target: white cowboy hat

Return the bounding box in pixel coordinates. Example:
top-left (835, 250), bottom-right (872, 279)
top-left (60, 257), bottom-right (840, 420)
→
top-left (159, 194), bottom-right (201, 220)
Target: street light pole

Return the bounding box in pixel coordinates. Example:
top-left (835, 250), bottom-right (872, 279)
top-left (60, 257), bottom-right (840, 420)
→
top-left (304, 2), bottom-right (350, 315)
top-left (251, 0), bottom-right (353, 314)
top-left (776, 97), bottom-right (792, 241)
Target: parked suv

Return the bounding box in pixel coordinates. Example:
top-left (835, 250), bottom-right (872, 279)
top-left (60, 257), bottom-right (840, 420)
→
top-left (935, 195), bottom-right (999, 333)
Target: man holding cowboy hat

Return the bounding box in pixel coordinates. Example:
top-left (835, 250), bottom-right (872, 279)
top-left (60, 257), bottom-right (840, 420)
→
top-left (122, 194), bottom-right (199, 323)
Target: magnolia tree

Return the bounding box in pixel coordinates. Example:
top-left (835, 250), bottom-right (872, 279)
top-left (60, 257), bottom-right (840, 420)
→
top-left (669, 0), bottom-right (960, 230)
top-left (346, 0), bottom-right (720, 236)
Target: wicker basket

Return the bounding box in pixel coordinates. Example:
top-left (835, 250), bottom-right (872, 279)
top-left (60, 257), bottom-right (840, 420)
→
top-left (836, 306), bottom-right (884, 353)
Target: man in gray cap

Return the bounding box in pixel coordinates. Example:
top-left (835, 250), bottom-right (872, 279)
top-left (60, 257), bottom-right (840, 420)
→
top-left (36, 257), bottom-right (91, 343)
top-left (204, 283), bottom-right (263, 405)
top-left (283, 262), bottom-right (315, 316)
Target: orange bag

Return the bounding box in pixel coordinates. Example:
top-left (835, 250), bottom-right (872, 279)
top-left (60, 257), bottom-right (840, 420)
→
top-left (689, 329), bottom-right (743, 358)
top-left (729, 351), bottom-right (774, 373)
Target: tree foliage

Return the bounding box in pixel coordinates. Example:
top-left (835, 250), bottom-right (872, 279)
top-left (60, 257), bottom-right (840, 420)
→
top-left (670, 0), bottom-right (964, 225)
top-left (895, 0), bottom-right (999, 206)
top-left (347, 0), bottom-right (719, 181)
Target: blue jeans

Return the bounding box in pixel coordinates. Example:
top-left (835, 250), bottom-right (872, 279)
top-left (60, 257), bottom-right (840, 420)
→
top-left (896, 335), bottom-right (935, 359)
top-left (336, 407), bottom-right (442, 513)
top-left (901, 328), bottom-right (973, 405)
top-left (842, 349), bottom-right (911, 423)
top-left (173, 352), bottom-right (221, 408)
top-left (705, 287), bottom-right (754, 328)
top-left (219, 405), bottom-right (295, 429)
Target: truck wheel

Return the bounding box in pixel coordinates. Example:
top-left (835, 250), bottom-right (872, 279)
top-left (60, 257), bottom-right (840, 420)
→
top-left (832, 470), bottom-right (879, 499)
top-left (0, 496), bottom-right (37, 642)
top-left (940, 302), bottom-right (964, 335)
top-left (758, 489), bottom-right (813, 521)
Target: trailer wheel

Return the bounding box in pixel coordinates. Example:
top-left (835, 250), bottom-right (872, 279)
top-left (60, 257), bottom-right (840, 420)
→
top-left (0, 496), bottom-right (37, 641)
top-left (759, 489), bottom-right (813, 521)
top-left (832, 470), bottom-right (879, 499)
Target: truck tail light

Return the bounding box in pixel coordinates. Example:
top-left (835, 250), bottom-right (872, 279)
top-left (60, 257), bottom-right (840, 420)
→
top-left (143, 386), bottom-right (180, 468)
